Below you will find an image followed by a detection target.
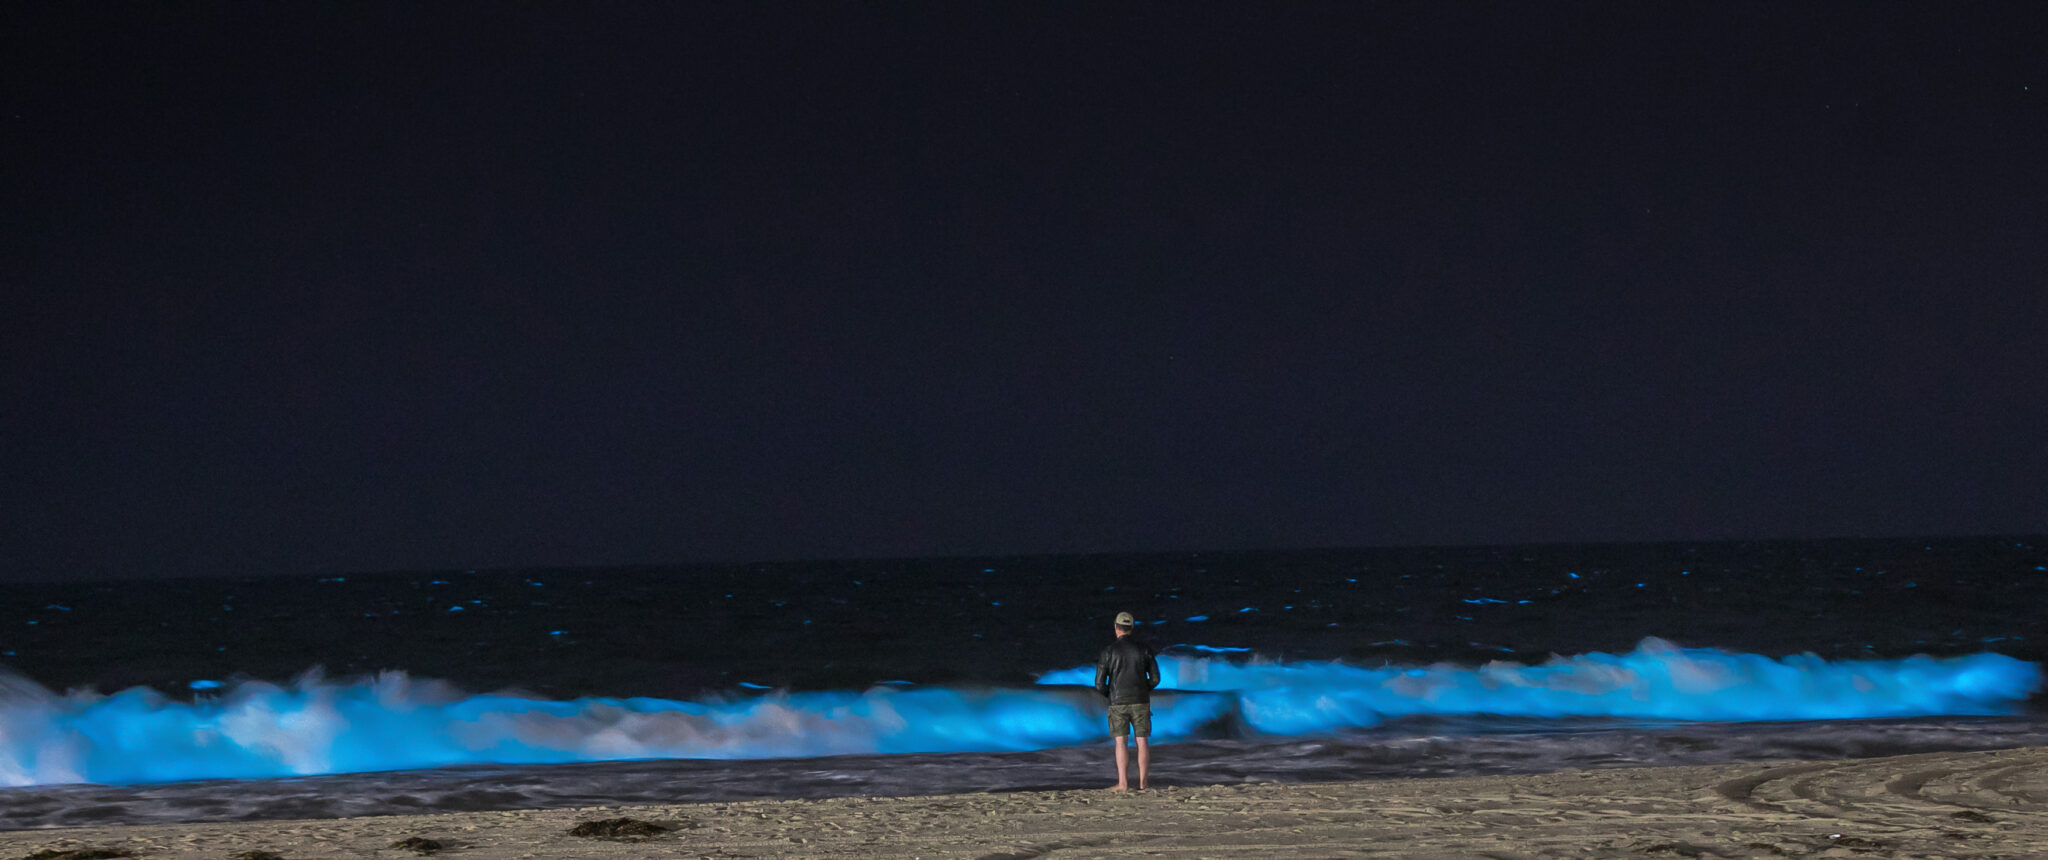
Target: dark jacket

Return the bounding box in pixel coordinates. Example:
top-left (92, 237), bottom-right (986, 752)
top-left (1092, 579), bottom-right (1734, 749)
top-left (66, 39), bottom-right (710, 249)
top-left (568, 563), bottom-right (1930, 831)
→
top-left (1095, 635), bottom-right (1161, 705)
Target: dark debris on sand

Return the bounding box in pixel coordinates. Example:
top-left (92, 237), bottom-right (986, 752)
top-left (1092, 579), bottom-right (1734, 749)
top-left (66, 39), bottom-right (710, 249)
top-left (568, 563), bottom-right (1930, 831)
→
top-left (19, 849), bottom-right (136, 860)
top-left (1829, 835), bottom-right (1890, 849)
top-left (567, 816), bottom-right (678, 840)
top-left (386, 837), bottom-right (444, 855)
top-left (228, 851), bottom-right (288, 860)
top-left (1638, 843), bottom-right (1712, 857)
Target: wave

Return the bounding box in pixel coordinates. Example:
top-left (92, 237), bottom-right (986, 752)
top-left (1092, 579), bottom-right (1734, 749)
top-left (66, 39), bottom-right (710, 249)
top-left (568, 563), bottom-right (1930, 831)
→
top-left (1041, 637), bottom-right (2042, 733)
top-left (0, 639), bottom-right (2036, 787)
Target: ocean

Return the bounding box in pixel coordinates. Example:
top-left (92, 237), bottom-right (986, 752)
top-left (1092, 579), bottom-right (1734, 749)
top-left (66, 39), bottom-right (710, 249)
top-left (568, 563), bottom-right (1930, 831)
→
top-left (2, 537), bottom-right (2043, 829)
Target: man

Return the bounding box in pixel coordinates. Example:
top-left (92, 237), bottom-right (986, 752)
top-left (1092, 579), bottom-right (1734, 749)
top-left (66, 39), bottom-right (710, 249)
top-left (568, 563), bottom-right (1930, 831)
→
top-left (1094, 610), bottom-right (1161, 791)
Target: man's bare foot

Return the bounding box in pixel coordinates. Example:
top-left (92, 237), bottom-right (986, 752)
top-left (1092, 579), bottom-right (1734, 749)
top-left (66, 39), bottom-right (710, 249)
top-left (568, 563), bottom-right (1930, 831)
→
top-left (1110, 784), bottom-right (1129, 792)
top-left (1138, 783), bottom-right (1149, 791)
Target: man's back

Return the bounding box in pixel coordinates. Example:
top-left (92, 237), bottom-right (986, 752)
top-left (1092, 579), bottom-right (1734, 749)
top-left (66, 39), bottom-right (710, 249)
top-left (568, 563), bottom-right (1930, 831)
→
top-left (1095, 636), bottom-right (1160, 705)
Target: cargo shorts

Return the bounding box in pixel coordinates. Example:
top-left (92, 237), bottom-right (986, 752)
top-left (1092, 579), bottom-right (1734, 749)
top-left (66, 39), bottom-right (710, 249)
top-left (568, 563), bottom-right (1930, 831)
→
top-left (1107, 703), bottom-right (1152, 739)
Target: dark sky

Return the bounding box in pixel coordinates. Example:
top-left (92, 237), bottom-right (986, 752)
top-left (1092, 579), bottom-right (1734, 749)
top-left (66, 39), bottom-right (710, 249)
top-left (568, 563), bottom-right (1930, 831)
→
top-left (4, 2), bottom-right (2044, 581)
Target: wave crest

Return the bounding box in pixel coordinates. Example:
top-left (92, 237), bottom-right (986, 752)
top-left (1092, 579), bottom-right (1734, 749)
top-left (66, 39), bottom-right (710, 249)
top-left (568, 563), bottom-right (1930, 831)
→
top-left (1, 639), bottom-right (2035, 787)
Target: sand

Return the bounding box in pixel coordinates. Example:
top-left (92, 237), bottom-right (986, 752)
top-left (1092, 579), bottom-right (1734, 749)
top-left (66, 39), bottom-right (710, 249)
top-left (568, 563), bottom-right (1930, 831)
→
top-left (4, 745), bottom-right (2045, 859)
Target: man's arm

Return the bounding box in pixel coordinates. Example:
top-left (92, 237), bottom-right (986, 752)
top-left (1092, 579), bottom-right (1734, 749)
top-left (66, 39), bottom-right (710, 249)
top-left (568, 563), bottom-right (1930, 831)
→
top-left (1095, 647), bottom-right (1111, 696)
top-left (1145, 650), bottom-right (1161, 691)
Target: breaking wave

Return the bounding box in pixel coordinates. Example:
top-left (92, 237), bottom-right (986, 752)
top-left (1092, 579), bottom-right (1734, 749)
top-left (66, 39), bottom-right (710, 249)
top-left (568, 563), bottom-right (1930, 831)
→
top-left (1, 638), bottom-right (2035, 787)
top-left (1040, 637), bottom-right (2040, 733)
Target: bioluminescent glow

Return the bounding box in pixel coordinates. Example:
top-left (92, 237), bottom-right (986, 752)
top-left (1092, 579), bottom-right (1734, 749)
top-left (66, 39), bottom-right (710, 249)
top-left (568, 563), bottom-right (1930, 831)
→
top-left (0, 673), bottom-right (1232, 787)
top-left (1037, 638), bottom-right (2041, 734)
top-left (0, 639), bottom-right (2034, 788)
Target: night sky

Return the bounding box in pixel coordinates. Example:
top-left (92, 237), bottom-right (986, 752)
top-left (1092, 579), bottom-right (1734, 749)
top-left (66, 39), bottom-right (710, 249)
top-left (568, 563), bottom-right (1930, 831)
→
top-left (5, 2), bottom-right (2044, 582)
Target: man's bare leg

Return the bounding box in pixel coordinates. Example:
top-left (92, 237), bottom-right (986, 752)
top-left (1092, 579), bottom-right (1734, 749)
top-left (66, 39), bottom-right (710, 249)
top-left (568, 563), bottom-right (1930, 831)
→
top-left (1135, 737), bottom-right (1150, 789)
top-left (1111, 736), bottom-right (1130, 791)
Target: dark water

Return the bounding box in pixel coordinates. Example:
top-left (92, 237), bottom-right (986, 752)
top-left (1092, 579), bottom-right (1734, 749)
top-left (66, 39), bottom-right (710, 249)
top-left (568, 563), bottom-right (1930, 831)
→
top-left (2, 537), bottom-right (2044, 829)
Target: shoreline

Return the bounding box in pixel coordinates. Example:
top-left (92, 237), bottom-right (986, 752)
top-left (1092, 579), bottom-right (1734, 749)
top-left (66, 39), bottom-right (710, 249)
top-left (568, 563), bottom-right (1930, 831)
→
top-left (4, 746), bottom-right (2045, 858)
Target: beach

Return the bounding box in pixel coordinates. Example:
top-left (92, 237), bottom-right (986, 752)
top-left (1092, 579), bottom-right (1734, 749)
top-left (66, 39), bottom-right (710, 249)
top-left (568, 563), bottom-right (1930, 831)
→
top-left (4, 746), bottom-right (2043, 859)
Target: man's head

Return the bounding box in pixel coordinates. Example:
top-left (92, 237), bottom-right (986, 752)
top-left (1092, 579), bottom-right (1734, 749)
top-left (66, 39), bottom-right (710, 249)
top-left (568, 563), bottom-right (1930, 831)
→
top-left (1113, 611), bottom-right (1136, 636)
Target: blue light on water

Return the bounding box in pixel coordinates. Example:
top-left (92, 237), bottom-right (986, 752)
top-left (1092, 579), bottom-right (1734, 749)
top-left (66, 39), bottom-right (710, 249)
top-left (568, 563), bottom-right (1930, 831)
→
top-left (1185, 615), bottom-right (1209, 622)
top-left (0, 639), bottom-right (2035, 789)
top-left (187, 680), bottom-right (223, 691)
top-left (0, 675), bottom-right (1187, 787)
top-left (1038, 638), bottom-right (2040, 735)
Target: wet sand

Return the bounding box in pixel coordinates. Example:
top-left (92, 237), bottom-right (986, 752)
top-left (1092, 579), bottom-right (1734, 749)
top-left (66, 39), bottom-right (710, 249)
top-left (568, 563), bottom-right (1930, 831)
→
top-left (4, 745), bottom-right (2044, 858)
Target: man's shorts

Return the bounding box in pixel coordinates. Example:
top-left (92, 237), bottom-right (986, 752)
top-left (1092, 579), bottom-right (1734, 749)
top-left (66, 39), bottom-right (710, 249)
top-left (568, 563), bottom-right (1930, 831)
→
top-left (1107, 703), bottom-right (1152, 739)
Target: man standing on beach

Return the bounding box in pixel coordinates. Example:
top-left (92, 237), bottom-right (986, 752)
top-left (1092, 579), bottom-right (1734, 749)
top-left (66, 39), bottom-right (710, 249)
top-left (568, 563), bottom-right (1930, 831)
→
top-left (1095, 611), bottom-right (1161, 791)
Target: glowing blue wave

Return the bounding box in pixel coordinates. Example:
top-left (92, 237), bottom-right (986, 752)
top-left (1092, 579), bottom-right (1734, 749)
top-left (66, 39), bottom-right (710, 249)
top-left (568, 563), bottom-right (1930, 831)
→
top-left (1039, 637), bottom-right (2042, 734)
top-left (0, 639), bottom-right (2035, 787)
top-left (0, 673), bottom-right (1223, 787)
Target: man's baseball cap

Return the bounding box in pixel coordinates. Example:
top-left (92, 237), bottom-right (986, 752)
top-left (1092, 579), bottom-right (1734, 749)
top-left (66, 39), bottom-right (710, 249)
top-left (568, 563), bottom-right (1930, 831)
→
top-left (1114, 611), bottom-right (1136, 628)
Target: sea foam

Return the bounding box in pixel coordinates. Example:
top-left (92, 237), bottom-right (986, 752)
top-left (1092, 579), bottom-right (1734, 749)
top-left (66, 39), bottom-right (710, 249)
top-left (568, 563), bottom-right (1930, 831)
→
top-left (0, 638), bottom-right (2035, 787)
